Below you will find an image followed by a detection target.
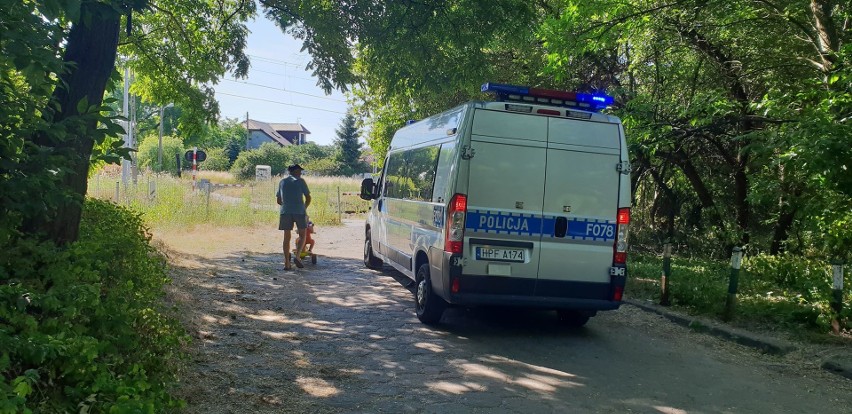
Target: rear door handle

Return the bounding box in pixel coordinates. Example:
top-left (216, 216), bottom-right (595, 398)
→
top-left (554, 217), bottom-right (568, 238)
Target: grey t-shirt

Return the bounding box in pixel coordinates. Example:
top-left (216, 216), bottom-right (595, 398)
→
top-left (276, 176), bottom-right (310, 214)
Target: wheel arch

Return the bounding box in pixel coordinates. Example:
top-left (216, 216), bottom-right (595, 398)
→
top-left (415, 249), bottom-right (429, 277)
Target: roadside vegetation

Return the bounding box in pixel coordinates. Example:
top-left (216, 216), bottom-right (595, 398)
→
top-left (0, 200), bottom-right (186, 412)
top-left (628, 253), bottom-right (851, 343)
top-left (87, 172), bottom-right (367, 230)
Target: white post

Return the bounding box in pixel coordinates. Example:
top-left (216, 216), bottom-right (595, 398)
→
top-left (832, 261), bottom-right (844, 320)
top-left (158, 105), bottom-right (164, 172)
top-left (192, 147), bottom-right (198, 190)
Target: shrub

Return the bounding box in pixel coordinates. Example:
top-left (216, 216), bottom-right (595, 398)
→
top-left (199, 147), bottom-right (231, 171)
top-left (0, 199), bottom-right (186, 412)
top-left (230, 143), bottom-right (290, 180)
top-left (303, 157), bottom-right (344, 176)
top-left (137, 133), bottom-right (185, 174)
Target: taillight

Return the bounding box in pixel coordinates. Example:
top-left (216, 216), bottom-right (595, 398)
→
top-left (444, 193), bottom-right (467, 254)
top-left (613, 208), bottom-right (630, 265)
top-left (613, 285), bottom-right (624, 302)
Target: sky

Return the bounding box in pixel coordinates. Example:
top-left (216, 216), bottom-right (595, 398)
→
top-left (212, 16), bottom-right (350, 146)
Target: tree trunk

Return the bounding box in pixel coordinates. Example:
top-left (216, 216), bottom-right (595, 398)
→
top-left (733, 158), bottom-right (750, 246)
top-left (770, 203), bottom-right (797, 255)
top-left (32, 3), bottom-right (122, 245)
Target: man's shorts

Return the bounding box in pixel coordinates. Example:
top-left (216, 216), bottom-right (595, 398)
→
top-left (279, 213), bottom-right (308, 231)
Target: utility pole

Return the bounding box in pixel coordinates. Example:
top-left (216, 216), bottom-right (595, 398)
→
top-left (121, 67), bottom-right (131, 188)
top-left (158, 103), bottom-right (173, 172)
top-left (245, 112), bottom-right (250, 150)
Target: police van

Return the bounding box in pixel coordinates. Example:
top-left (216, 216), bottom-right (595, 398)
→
top-left (360, 83), bottom-right (631, 327)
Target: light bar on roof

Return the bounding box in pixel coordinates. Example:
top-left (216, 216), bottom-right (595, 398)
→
top-left (481, 82), bottom-right (614, 111)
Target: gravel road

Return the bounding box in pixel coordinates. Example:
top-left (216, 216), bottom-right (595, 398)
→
top-left (159, 220), bottom-right (851, 414)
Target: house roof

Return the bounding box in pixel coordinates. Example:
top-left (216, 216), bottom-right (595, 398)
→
top-left (246, 119), bottom-right (291, 146)
top-left (269, 123), bottom-right (311, 134)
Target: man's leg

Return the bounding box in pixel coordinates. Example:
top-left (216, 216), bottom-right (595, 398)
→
top-left (283, 230), bottom-right (292, 269)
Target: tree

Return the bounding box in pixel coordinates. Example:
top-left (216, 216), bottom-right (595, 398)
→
top-left (258, 0), bottom-right (850, 257)
top-left (137, 133), bottom-right (184, 173)
top-left (333, 113), bottom-right (366, 175)
top-left (2, 0), bottom-right (255, 245)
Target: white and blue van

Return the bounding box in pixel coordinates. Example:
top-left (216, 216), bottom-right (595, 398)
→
top-left (360, 83), bottom-right (631, 326)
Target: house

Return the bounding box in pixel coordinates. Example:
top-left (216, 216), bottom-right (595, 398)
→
top-left (245, 119), bottom-right (311, 149)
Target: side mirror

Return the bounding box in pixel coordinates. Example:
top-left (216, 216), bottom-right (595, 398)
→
top-left (359, 178), bottom-right (376, 200)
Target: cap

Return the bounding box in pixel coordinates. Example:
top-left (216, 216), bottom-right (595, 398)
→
top-left (287, 164), bottom-right (304, 172)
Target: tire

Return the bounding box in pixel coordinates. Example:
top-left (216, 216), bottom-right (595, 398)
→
top-left (556, 310), bottom-right (591, 328)
top-left (415, 262), bottom-right (446, 324)
top-left (364, 231), bottom-right (383, 269)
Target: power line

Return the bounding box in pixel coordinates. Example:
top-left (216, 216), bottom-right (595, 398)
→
top-left (246, 66), bottom-right (318, 82)
top-left (215, 91), bottom-right (347, 114)
top-left (247, 53), bottom-right (305, 67)
top-left (221, 78), bottom-right (346, 102)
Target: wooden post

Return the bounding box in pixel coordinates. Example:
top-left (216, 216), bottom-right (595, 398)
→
top-left (660, 242), bottom-right (672, 306)
top-left (723, 247), bottom-right (743, 321)
top-left (337, 186), bottom-right (342, 224)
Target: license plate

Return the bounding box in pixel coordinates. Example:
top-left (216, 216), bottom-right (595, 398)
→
top-left (475, 246), bottom-right (525, 262)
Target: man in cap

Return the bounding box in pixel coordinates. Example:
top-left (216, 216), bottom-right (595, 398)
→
top-left (276, 164), bottom-right (311, 269)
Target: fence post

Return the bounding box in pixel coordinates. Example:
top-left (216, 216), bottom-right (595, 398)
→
top-left (660, 241), bottom-right (672, 306)
top-left (337, 186), bottom-right (342, 224)
top-left (723, 246), bottom-right (743, 321)
top-left (831, 260), bottom-right (845, 333)
top-left (205, 182), bottom-right (211, 219)
top-left (115, 181), bottom-right (120, 203)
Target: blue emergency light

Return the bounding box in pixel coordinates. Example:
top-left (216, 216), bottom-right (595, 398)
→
top-left (481, 82), bottom-right (614, 111)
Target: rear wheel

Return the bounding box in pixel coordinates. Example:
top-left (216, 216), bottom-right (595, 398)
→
top-left (556, 310), bottom-right (591, 328)
top-left (415, 262), bottom-right (446, 324)
top-left (364, 231), bottom-right (383, 269)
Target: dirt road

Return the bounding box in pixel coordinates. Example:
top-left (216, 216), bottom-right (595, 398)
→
top-left (159, 220), bottom-right (851, 413)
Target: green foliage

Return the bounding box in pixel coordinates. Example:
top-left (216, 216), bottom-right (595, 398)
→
top-left (200, 147), bottom-right (232, 171)
top-left (302, 157), bottom-right (344, 176)
top-left (268, 0), bottom-right (851, 259)
top-left (137, 134), bottom-right (185, 174)
top-left (200, 118), bottom-right (247, 150)
top-left (628, 252), bottom-right (851, 338)
top-left (284, 142), bottom-right (334, 165)
top-left (230, 143), bottom-right (291, 180)
top-left (123, 1), bottom-right (255, 138)
top-left (0, 199), bottom-right (186, 412)
top-left (229, 143), bottom-right (336, 180)
top-left (86, 173), bottom-right (366, 228)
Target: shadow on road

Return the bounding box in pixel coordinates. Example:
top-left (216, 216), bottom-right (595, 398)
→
top-left (168, 247), bottom-right (845, 414)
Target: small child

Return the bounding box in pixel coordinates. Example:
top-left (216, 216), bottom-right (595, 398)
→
top-left (294, 219), bottom-right (316, 259)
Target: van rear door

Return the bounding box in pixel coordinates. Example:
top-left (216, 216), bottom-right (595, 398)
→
top-left (537, 117), bottom-right (622, 296)
top-left (463, 109), bottom-right (546, 295)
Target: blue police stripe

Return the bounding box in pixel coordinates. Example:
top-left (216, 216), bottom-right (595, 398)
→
top-left (466, 210), bottom-right (616, 241)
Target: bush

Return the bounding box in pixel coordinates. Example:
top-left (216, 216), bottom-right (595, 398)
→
top-left (627, 252), bottom-right (851, 337)
top-left (199, 147), bottom-right (231, 171)
top-left (137, 133), bottom-right (185, 174)
top-left (303, 157), bottom-right (344, 176)
top-left (230, 143), bottom-right (290, 180)
top-left (0, 199), bottom-right (186, 412)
